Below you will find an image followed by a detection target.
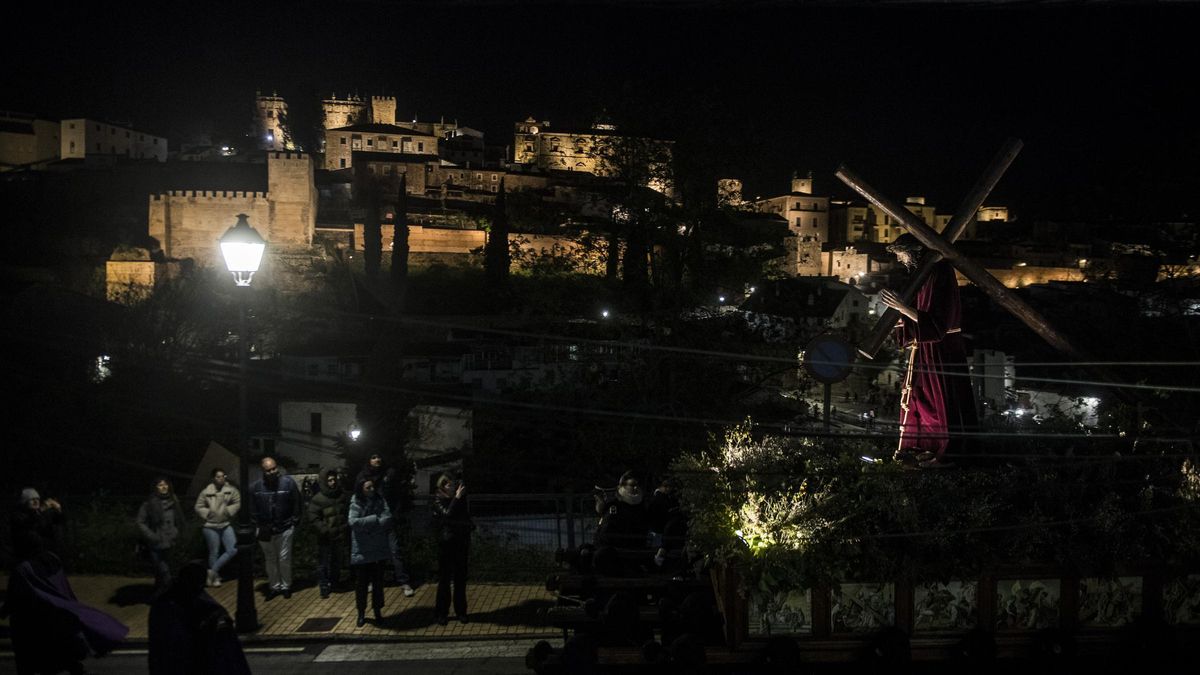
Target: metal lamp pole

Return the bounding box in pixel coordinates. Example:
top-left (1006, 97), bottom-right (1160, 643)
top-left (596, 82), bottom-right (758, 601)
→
top-left (219, 213), bottom-right (265, 633)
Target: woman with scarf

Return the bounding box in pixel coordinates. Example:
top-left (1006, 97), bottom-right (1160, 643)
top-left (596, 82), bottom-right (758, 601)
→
top-left (137, 477), bottom-right (186, 593)
top-left (348, 477), bottom-right (393, 627)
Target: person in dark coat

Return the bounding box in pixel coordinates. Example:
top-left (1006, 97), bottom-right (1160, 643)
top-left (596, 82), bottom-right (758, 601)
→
top-left (305, 467), bottom-right (350, 598)
top-left (348, 477), bottom-right (393, 626)
top-left (249, 456), bottom-right (302, 598)
top-left (2, 550), bottom-right (128, 675)
top-left (148, 560), bottom-right (250, 675)
top-left (431, 473), bottom-right (473, 625)
top-left (9, 487), bottom-right (64, 564)
top-left (357, 452), bottom-right (415, 596)
top-left (137, 477), bottom-right (186, 593)
top-left (880, 233), bottom-right (979, 468)
top-left (594, 470), bottom-right (649, 549)
top-left (646, 477), bottom-right (687, 569)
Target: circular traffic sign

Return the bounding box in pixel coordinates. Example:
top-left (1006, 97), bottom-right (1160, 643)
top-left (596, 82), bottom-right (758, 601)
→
top-left (803, 333), bottom-right (855, 384)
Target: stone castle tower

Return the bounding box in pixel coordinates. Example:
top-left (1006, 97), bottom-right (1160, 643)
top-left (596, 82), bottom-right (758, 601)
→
top-left (791, 170), bottom-right (814, 195)
top-left (322, 93), bottom-right (368, 131)
top-left (370, 96), bottom-right (397, 126)
top-left (255, 91), bottom-right (293, 151)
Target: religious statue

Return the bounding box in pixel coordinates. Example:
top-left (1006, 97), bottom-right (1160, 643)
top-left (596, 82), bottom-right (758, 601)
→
top-left (879, 234), bottom-right (978, 468)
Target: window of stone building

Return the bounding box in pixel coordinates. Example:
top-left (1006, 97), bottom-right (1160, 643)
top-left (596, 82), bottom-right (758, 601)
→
top-left (340, 158), bottom-right (346, 168)
top-left (491, 185), bottom-right (498, 193)
top-left (267, 110), bottom-right (274, 118)
top-left (382, 165), bottom-right (391, 175)
top-left (475, 173), bottom-right (482, 181)
top-left (491, 174), bottom-right (498, 182)
top-left (153, 138), bottom-right (159, 145)
top-left (69, 141), bottom-right (75, 152)
top-left (524, 144), bottom-right (533, 152)
top-left (340, 137), bottom-right (347, 145)
top-left (813, 218), bottom-right (818, 228)
top-left (418, 142), bottom-right (424, 152)
top-left (392, 140), bottom-right (399, 148)
top-left (69, 123), bottom-right (75, 129)
top-left (796, 218), bottom-right (802, 227)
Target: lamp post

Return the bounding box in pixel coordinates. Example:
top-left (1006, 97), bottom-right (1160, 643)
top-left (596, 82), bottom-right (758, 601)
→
top-left (219, 213), bottom-right (265, 633)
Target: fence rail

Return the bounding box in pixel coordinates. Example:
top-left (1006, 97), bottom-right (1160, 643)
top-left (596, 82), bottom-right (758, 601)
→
top-left (1, 492), bottom-right (603, 582)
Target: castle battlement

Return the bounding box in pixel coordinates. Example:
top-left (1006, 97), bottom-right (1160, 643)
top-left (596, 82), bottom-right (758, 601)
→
top-left (269, 151), bottom-right (309, 161)
top-left (152, 190), bottom-right (267, 201)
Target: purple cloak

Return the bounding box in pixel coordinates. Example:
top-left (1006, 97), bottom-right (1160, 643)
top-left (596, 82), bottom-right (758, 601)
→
top-left (896, 260), bottom-right (979, 459)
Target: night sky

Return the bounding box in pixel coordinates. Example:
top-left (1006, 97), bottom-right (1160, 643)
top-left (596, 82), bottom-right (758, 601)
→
top-left (5, 1), bottom-right (1198, 221)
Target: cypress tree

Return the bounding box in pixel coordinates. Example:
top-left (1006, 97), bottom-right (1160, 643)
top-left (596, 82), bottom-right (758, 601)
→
top-left (484, 178), bottom-right (510, 285)
top-left (390, 173), bottom-right (410, 302)
top-left (361, 171), bottom-right (381, 281)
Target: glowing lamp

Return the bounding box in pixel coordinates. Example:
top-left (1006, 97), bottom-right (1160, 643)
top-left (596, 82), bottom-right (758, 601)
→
top-left (219, 214), bottom-right (266, 286)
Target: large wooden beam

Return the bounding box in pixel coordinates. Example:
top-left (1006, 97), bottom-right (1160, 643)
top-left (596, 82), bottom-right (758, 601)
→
top-left (856, 138), bottom-right (1024, 359)
top-left (835, 163), bottom-right (1086, 360)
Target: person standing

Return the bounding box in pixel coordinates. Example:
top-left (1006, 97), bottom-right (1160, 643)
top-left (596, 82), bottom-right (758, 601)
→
top-left (137, 477), bottom-right (185, 594)
top-left (306, 468), bottom-right (350, 598)
top-left (148, 560), bottom-right (251, 675)
top-left (249, 457), bottom-right (301, 599)
top-left (431, 473), bottom-right (473, 626)
top-left (879, 233), bottom-right (978, 468)
top-left (357, 453), bottom-right (415, 597)
top-left (193, 468), bottom-right (241, 587)
top-left (348, 478), bottom-right (393, 627)
top-left (9, 487), bottom-right (64, 563)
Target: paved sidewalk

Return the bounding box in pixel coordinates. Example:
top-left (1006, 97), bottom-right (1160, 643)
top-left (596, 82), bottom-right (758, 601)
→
top-left (0, 574), bottom-right (559, 644)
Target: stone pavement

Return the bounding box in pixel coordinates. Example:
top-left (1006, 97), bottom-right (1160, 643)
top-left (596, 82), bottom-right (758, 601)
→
top-left (0, 573), bottom-right (560, 644)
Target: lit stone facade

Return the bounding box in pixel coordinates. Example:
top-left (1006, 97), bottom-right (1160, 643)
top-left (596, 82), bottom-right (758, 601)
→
top-left (255, 92), bottom-right (292, 151)
top-left (0, 111), bottom-right (60, 169)
top-left (512, 117), bottom-right (673, 190)
top-left (324, 123), bottom-right (438, 170)
top-left (321, 95), bottom-right (368, 136)
top-left (59, 118), bottom-right (166, 161)
top-left (146, 152), bottom-right (316, 267)
top-left (370, 96), bottom-right (397, 125)
top-left (749, 174), bottom-right (830, 245)
top-left (830, 198), bottom-right (1006, 245)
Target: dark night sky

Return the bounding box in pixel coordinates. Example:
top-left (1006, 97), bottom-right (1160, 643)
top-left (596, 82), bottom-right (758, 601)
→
top-left (4, 1), bottom-right (1198, 221)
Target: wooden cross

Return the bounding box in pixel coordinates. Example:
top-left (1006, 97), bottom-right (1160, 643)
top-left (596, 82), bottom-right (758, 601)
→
top-left (836, 139), bottom-right (1088, 364)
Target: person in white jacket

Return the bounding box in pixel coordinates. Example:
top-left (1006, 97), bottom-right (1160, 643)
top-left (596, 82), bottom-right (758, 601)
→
top-left (194, 468), bottom-right (241, 587)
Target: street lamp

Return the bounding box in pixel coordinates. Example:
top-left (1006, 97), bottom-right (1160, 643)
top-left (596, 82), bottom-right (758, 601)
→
top-left (219, 213), bottom-right (265, 633)
top-left (348, 422), bottom-right (362, 442)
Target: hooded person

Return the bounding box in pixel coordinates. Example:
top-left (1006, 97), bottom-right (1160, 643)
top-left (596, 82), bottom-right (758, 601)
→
top-left (9, 487), bottom-right (65, 564)
top-left (305, 467), bottom-right (350, 598)
top-left (137, 477), bottom-right (186, 593)
top-left (148, 560), bottom-right (251, 675)
top-left (3, 550), bottom-right (128, 675)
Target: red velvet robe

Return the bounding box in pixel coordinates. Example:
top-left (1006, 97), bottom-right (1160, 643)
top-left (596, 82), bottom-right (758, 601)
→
top-left (896, 260), bottom-right (978, 458)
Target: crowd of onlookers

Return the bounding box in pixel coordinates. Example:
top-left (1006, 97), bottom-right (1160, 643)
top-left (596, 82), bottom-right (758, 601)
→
top-left (2, 453), bottom-right (475, 673)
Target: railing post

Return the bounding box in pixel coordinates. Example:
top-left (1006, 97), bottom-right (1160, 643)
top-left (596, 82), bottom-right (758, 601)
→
top-left (565, 491), bottom-right (576, 550)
